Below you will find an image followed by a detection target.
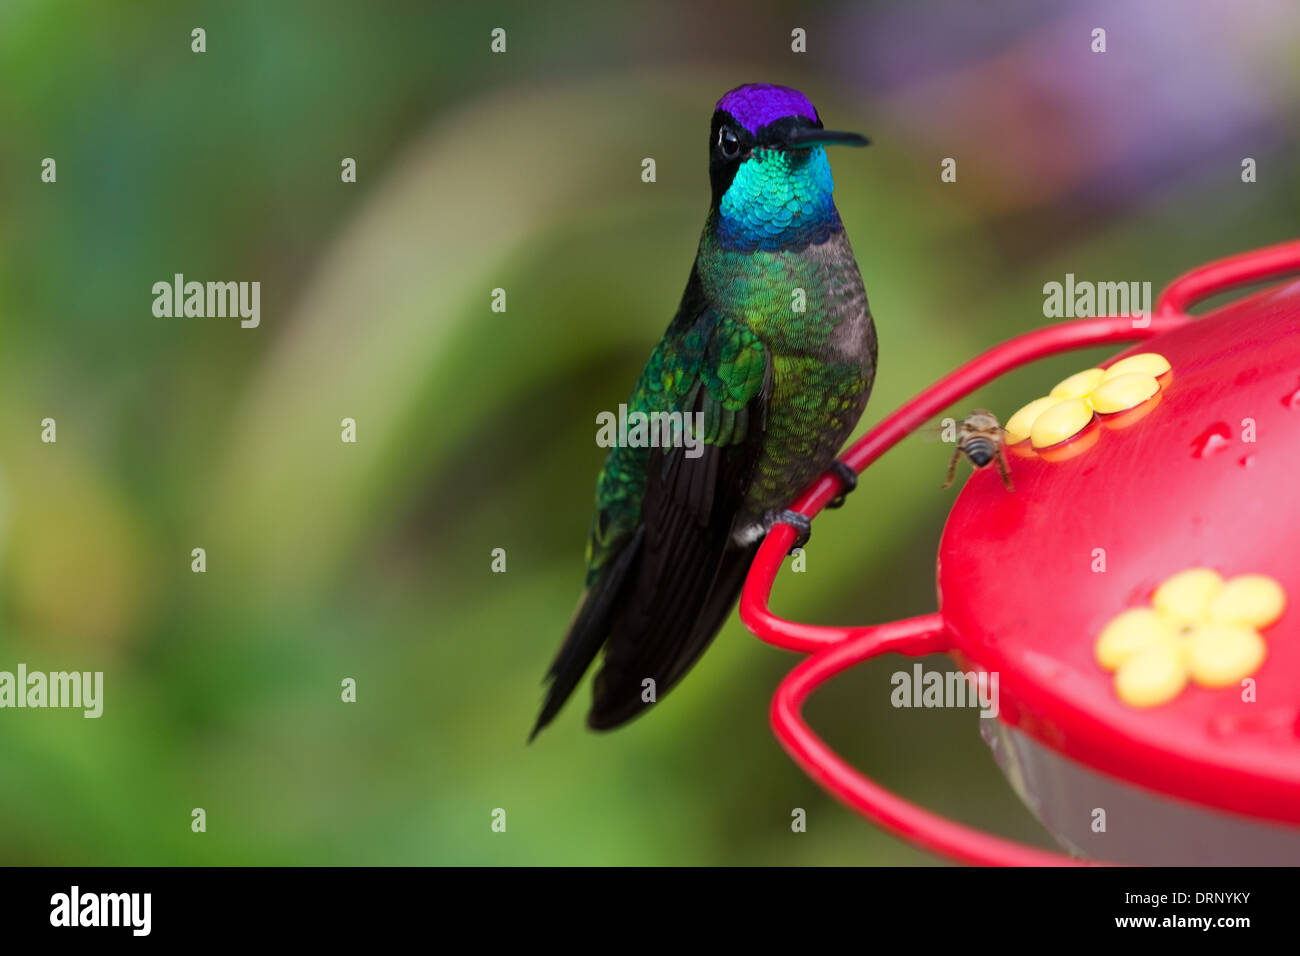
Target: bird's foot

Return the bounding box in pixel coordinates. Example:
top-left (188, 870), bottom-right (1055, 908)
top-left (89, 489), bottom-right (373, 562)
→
top-left (825, 460), bottom-right (858, 509)
top-left (768, 509), bottom-right (812, 553)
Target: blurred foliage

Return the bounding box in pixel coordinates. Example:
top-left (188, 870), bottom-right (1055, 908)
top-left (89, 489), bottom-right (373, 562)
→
top-left (0, 0), bottom-right (1297, 863)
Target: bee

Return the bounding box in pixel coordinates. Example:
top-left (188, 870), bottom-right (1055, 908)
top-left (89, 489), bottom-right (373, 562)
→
top-left (943, 409), bottom-right (1013, 491)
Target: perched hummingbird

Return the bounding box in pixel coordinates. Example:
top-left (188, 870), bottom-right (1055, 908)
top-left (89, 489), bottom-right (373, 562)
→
top-left (532, 83), bottom-right (877, 737)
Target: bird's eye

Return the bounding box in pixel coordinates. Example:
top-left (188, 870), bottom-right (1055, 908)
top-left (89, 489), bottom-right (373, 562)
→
top-left (717, 125), bottom-right (740, 159)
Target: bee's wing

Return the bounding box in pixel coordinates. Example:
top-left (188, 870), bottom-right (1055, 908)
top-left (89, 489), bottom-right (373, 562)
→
top-left (916, 417), bottom-right (963, 445)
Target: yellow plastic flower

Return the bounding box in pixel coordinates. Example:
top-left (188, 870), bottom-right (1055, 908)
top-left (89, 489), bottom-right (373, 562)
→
top-left (1095, 568), bottom-right (1285, 708)
top-left (1005, 353), bottom-right (1171, 448)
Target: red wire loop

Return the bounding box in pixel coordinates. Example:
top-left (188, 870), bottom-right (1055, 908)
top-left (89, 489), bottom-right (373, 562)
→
top-left (771, 616), bottom-right (1087, 866)
top-left (1155, 238), bottom-right (1300, 316)
top-left (740, 239), bottom-right (1300, 865)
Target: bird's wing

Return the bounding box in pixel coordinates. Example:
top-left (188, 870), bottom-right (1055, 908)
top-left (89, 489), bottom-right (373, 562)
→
top-left (586, 310), bottom-right (770, 729)
top-left (532, 300), bottom-right (770, 736)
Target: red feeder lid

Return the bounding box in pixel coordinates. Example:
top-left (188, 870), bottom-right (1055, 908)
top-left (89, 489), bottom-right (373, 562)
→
top-left (940, 279), bottom-right (1300, 826)
top-left (740, 239), bottom-right (1300, 864)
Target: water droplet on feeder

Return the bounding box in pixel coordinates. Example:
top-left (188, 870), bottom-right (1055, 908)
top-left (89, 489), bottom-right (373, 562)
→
top-left (1208, 708), bottom-right (1297, 741)
top-left (1191, 423), bottom-right (1232, 458)
top-left (1282, 380), bottom-right (1300, 409)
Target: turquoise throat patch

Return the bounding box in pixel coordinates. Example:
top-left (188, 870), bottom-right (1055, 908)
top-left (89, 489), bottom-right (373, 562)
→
top-left (716, 146), bottom-right (841, 252)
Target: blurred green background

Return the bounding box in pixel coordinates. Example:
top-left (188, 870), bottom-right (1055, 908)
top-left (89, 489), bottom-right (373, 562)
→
top-left (1, 0), bottom-right (1298, 864)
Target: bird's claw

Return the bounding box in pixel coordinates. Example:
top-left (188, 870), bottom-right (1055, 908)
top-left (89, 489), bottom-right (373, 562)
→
top-left (825, 460), bottom-right (858, 509)
top-left (771, 509), bottom-right (812, 553)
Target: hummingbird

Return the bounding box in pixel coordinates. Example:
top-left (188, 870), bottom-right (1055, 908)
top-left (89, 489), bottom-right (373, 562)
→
top-left (531, 83), bottom-right (877, 737)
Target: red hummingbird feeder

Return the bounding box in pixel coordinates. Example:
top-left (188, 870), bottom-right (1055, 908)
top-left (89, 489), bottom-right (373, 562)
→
top-left (740, 239), bottom-right (1300, 866)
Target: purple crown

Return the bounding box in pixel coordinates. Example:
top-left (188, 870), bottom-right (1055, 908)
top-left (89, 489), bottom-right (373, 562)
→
top-left (715, 83), bottom-right (819, 134)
